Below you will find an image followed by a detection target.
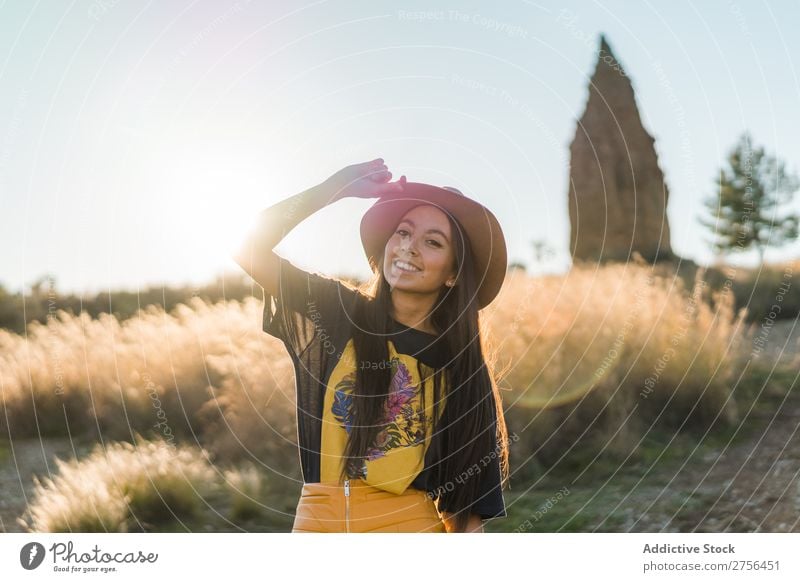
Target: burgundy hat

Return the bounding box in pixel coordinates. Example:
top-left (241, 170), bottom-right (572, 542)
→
top-left (359, 182), bottom-right (507, 309)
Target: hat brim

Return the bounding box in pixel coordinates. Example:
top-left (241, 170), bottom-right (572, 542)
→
top-left (359, 182), bottom-right (507, 309)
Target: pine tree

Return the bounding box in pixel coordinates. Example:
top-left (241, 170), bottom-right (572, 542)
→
top-left (698, 132), bottom-right (799, 264)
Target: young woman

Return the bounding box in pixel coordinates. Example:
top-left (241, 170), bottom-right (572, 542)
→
top-left (234, 158), bottom-right (510, 533)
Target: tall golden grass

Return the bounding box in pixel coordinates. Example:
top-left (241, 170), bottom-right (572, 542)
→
top-left (483, 260), bottom-right (753, 466)
top-left (2, 261), bottom-right (760, 523)
top-left (0, 296), bottom-right (299, 472)
top-left (19, 436), bottom-right (219, 532)
top-left (17, 435), bottom-right (271, 532)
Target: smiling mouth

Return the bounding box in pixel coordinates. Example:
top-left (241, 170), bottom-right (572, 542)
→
top-left (392, 259), bottom-right (422, 273)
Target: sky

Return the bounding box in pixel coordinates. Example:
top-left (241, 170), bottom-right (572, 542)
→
top-left (2, 0), bottom-right (799, 295)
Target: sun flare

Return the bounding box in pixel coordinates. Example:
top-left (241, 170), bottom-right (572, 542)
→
top-left (149, 138), bottom-right (265, 279)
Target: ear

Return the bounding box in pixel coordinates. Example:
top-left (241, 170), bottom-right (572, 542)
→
top-left (446, 268), bottom-right (458, 287)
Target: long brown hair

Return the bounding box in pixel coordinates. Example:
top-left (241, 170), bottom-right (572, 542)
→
top-left (338, 206), bottom-right (509, 533)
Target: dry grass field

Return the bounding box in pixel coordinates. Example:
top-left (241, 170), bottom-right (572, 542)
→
top-left (2, 261), bottom-right (797, 532)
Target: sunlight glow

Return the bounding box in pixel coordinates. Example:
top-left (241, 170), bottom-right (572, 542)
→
top-left (149, 137), bottom-right (265, 279)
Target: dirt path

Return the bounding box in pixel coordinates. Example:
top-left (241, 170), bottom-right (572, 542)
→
top-left (607, 388), bottom-right (800, 533)
top-left (661, 382), bottom-right (800, 532)
top-left (688, 318), bottom-right (800, 532)
top-left (624, 319), bottom-right (800, 532)
top-left (687, 393), bottom-right (800, 532)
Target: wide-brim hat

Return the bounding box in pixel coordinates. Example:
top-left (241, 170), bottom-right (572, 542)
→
top-left (359, 182), bottom-right (507, 309)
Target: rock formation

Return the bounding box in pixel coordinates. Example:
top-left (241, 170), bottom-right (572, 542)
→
top-left (568, 34), bottom-right (674, 264)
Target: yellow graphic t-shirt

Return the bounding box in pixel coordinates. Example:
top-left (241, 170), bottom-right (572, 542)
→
top-left (259, 256), bottom-right (507, 518)
top-left (320, 338), bottom-right (447, 494)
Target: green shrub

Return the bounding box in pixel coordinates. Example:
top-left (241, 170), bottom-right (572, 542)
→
top-left (223, 462), bottom-right (269, 521)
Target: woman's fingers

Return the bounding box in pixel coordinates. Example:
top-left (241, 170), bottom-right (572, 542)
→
top-left (359, 158), bottom-right (384, 170)
top-left (351, 160), bottom-right (405, 195)
top-left (375, 179), bottom-right (404, 195)
top-left (368, 169), bottom-right (391, 182)
top-left (361, 159), bottom-right (387, 172)
top-left (383, 175), bottom-right (406, 192)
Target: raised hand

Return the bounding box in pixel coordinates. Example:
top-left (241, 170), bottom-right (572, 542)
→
top-left (323, 158), bottom-right (406, 201)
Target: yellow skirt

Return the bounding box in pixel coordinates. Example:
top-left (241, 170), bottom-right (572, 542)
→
top-left (292, 479), bottom-right (447, 533)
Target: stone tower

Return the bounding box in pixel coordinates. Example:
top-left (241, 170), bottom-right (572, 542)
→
top-left (568, 34), bottom-right (674, 264)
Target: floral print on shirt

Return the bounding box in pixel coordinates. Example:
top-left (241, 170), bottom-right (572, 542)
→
top-left (330, 357), bottom-right (427, 462)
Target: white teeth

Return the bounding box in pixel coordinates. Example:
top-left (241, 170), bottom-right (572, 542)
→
top-left (393, 259), bottom-right (421, 272)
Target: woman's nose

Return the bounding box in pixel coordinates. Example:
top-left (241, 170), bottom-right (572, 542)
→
top-left (400, 241), bottom-right (418, 255)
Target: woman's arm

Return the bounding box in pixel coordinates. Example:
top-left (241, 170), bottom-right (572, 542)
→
top-left (441, 511), bottom-right (485, 533)
top-left (232, 159), bottom-right (404, 296)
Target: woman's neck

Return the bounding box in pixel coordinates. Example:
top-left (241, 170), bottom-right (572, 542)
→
top-left (389, 295), bottom-right (438, 335)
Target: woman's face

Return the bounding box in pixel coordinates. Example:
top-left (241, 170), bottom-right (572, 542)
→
top-left (383, 204), bottom-right (457, 296)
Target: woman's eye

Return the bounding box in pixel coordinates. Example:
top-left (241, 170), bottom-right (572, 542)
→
top-left (395, 229), bottom-right (441, 247)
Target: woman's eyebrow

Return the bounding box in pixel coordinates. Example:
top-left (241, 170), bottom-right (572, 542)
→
top-left (398, 219), bottom-right (450, 242)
